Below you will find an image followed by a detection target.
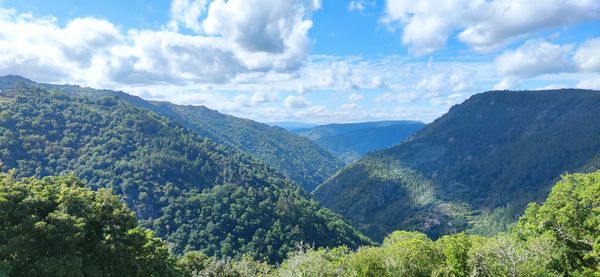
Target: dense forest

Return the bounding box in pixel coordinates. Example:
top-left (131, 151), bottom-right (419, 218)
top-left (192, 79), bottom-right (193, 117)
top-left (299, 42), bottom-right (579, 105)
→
top-left (316, 89), bottom-right (600, 241)
top-left (140, 102), bottom-right (343, 191)
top-left (0, 85), bottom-right (369, 262)
top-left (292, 121), bottom-right (425, 163)
top-left (2, 169), bottom-right (597, 276)
top-left (1, 77), bottom-right (598, 276)
top-left (0, 75), bottom-right (344, 192)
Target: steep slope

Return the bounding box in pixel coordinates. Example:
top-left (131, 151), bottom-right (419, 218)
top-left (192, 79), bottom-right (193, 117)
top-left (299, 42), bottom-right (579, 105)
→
top-left (315, 89), bottom-right (600, 241)
top-left (0, 85), bottom-right (370, 262)
top-left (0, 75), bottom-right (344, 192)
top-left (293, 121), bottom-right (425, 163)
top-left (142, 102), bottom-right (343, 192)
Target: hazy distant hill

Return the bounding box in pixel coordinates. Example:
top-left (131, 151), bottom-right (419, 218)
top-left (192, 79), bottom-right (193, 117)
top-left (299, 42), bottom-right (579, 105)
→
top-left (293, 121), bottom-right (425, 163)
top-left (315, 89), bottom-right (600, 241)
top-left (0, 84), bottom-right (369, 262)
top-left (0, 76), bottom-right (344, 192)
top-left (268, 121), bottom-right (318, 130)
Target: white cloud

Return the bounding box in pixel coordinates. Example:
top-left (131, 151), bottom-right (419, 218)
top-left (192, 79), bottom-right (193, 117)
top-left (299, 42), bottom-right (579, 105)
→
top-left (2, 3), bottom-right (594, 124)
top-left (0, 11), bottom-right (122, 82)
top-left (348, 1), bottom-right (375, 12)
top-left (250, 91), bottom-right (279, 106)
top-left (168, 0), bottom-right (207, 33)
top-left (374, 91), bottom-right (419, 103)
top-left (348, 93), bottom-right (364, 102)
top-left (284, 95), bottom-right (310, 108)
top-left (493, 78), bottom-right (519, 90)
top-left (203, 0), bottom-right (319, 55)
top-left (341, 103), bottom-right (359, 109)
top-left (538, 84), bottom-right (567, 90)
top-left (495, 40), bottom-right (574, 78)
top-left (382, 0), bottom-right (600, 53)
top-left (348, 1), bottom-right (365, 12)
top-left (430, 93), bottom-right (466, 107)
top-left (577, 76), bottom-right (600, 90)
top-left (0, 0), bottom-right (321, 87)
top-left (416, 71), bottom-right (475, 95)
top-left (574, 37), bottom-right (600, 72)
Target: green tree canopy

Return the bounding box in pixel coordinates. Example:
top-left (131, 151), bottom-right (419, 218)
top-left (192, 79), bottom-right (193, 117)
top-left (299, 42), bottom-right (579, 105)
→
top-left (0, 174), bottom-right (179, 277)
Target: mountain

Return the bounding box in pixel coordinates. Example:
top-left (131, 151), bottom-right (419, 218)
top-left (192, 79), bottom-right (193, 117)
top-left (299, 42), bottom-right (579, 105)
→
top-left (0, 85), bottom-right (370, 262)
top-left (267, 122), bottom-right (318, 130)
top-left (292, 121), bottom-right (425, 163)
top-left (139, 103), bottom-right (343, 192)
top-left (5, 169), bottom-right (598, 276)
top-left (315, 89), bottom-right (600, 241)
top-left (0, 76), bottom-right (343, 192)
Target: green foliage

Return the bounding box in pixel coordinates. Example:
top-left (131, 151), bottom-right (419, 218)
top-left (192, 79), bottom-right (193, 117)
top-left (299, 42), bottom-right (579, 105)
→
top-left (0, 174), bottom-right (179, 276)
top-left (0, 86), bottom-right (369, 262)
top-left (515, 171), bottom-right (600, 273)
top-left (276, 246), bottom-right (351, 277)
top-left (317, 89), bottom-right (600, 240)
top-left (152, 183), bottom-right (370, 263)
top-left (436, 233), bottom-right (471, 277)
top-left (1, 75), bottom-right (344, 191)
top-left (276, 171), bottom-right (600, 276)
top-left (177, 252), bottom-right (273, 277)
top-left (145, 102), bottom-right (344, 192)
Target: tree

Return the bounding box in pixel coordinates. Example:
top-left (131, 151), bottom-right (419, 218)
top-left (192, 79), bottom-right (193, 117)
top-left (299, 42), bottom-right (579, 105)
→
top-left (515, 172), bottom-right (600, 274)
top-left (0, 174), bottom-right (180, 276)
top-left (436, 233), bottom-right (471, 277)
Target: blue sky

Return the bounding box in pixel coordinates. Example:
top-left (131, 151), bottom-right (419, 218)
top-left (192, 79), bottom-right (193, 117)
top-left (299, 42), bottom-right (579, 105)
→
top-left (0, 0), bottom-right (599, 123)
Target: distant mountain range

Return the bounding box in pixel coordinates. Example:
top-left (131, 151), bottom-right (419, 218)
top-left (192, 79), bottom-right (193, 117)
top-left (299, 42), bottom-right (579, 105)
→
top-left (0, 76), bottom-right (369, 262)
top-left (291, 121), bottom-right (425, 163)
top-left (267, 122), bottom-right (318, 130)
top-left (0, 75), bottom-right (343, 192)
top-left (315, 89), bottom-right (600, 241)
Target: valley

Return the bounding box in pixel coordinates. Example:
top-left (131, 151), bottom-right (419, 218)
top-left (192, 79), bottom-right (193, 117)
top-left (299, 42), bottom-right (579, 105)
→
top-left (1, 78), bottom-right (598, 276)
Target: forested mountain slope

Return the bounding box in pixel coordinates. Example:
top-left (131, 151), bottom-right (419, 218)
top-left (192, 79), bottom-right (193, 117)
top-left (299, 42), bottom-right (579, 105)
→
top-left (0, 75), bottom-right (344, 192)
top-left (0, 85), bottom-right (369, 262)
top-left (293, 121), bottom-right (425, 163)
top-left (5, 170), bottom-right (597, 276)
top-left (315, 89), bottom-right (600, 241)
top-left (142, 102), bottom-right (343, 191)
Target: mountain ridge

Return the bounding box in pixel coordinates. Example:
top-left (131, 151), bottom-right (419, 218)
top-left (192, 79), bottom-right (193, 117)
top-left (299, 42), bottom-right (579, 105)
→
top-left (0, 84), bottom-right (370, 262)
top-left (0, 75), bottom-right (343, 192)
top-left (315, 89), bottom-right (600, 241)
top-left (293, 120), bottom-right (425, 163)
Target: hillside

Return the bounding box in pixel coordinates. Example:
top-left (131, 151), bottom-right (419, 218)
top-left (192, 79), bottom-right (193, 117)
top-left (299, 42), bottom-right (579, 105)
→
top-left (0, 75), bottom-right (344, 192)
top-left (315, 89), bottom-right (600, 241)
top-left (142, 103), bottom-right (343, 191)
top-left (5, 170), bottom-right (598, 276)
top-left (0, 85), bottom-right (370, 262)
top-left (293, 121), bottom-right (424, 163)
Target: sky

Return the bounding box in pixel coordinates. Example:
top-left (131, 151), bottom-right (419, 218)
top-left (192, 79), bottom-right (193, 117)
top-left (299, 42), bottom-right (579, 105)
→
top-left (0, 0), bottom-right (599, 123)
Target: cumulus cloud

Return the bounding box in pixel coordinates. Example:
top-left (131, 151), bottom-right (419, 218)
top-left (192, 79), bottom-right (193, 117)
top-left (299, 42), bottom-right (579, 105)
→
top-left (0, 11), bottom-right (123, 82)
top-left (168, 0), bottom-right (207, 33)
top-left (203, 0), bottom-right (319, 54)
top-left (0, 0), bottom-right (320, 86)
top-left (284, 95), bottom-right (310, 108)
top-left (495, 40), bottom-right (574, 78)
top-left (574, 37), bottom-right (600, 72)
top-left (382, 0), bottom-right (600, 54)
top-left (416, 71), bottom-right (475, 95)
